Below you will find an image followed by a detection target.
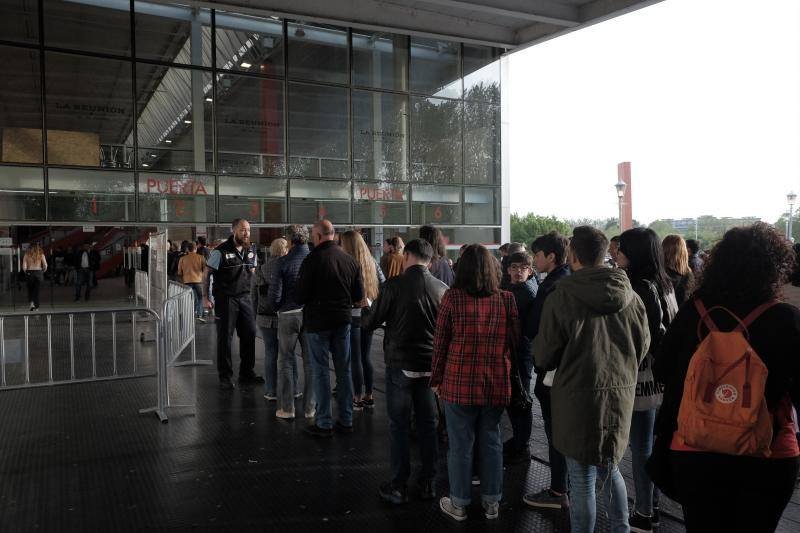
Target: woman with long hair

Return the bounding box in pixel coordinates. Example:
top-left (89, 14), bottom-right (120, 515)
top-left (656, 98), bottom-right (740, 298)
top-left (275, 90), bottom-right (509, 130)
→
top-left (22, 243), bottom-right (47, 311)
top-left (431, 244), bottom-right (519, 522)
top-left (341, 230), bottom-right (384, 410)
top-left (654, 223), bottom-right (799, 532)
top-left (662, 235), bottom-right (695, 305)
top-left (617, 227), bottom-right (678, 532)
top-left (420, 225), bottom-right (454, 286)
top-left (380, 236), bottom-right (405, 279)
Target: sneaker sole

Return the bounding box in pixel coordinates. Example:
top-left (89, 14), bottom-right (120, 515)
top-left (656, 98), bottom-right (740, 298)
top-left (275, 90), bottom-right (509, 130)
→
top-left (485, 511), bottom-right (499, 520)
top-left (630, 527), bottom-right (653, 533)
top-left (522, 499), bottom-right (563, 510)
top-left (439, 500), bottom-right (467, 522)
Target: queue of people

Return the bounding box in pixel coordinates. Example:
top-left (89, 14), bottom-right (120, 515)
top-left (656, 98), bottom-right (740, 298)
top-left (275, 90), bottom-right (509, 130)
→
top-left (199, 218), bottom-right (797, 532)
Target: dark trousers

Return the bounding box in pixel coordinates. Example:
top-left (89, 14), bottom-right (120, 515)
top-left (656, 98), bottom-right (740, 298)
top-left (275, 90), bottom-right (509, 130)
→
top-left (534, 378), bottom-right (569, 493)
top-left (506, 348), bottom-right (533, 453)
top-left (26, 271), bottom-right (43, 308)
top-left (671, 451), bottom-right (799, 533)
top-left (74, 268), bottom-right (91, 301)
top-left (385, 367), bottom-right (439, 487)
top-left (350, 314), bottom-right (375, 396)
top-left (215, 294), bottom-right (257, 380)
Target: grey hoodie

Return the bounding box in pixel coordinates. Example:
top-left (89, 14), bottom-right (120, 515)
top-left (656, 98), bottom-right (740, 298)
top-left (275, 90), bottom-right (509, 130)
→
top-left (533, 266), bottom-right (650, 465)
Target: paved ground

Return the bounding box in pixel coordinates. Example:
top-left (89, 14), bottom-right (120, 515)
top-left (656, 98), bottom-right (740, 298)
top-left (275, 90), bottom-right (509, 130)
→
top-left (0, 288), bottom-right (799, 532)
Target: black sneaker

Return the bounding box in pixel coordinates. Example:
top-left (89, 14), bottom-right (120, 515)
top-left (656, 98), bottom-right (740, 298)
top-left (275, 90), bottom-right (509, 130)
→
top-left (629, 511), bottom-right (653, 533)
top-left (304, 424), bottom-right (333, 438)
top-left (378, 482), bottom-right (408, 505)
top-left (219, 377), bottom-right (235, 390)
top-left (652, 506), bottom-right (660, 526)
top-left (503, 447), bottom-right (531, 466)
top-left (334, 421), bottom-right (354, 434)
top-left (417, 479), bottom-right (435, 500)
top-left (238, 374), bottom-right (265, 386)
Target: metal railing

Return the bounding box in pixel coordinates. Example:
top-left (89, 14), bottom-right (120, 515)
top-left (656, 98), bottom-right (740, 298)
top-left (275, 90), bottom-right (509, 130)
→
top-left (135, 269), bottom-right (150, 308)
top-left (0, 306), bottom-right (159, 390)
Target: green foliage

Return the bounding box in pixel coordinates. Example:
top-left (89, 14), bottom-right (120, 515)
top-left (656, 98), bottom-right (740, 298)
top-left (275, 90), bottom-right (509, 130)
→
top-left (510, 213), bottom-right (571, 246)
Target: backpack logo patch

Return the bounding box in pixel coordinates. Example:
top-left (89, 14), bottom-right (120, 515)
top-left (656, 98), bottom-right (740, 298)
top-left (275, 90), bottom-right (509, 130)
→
top-left (715, 384), bottom-right (738, 404)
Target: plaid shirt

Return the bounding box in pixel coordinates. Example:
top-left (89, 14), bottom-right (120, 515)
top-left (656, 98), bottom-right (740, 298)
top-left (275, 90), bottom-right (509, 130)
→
top-left (430, 288), bottom-right (520, 406)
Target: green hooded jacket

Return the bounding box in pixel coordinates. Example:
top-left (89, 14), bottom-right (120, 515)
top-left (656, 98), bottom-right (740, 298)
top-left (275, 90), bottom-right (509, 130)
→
top-left (533, 266), bottom-right (650, 465)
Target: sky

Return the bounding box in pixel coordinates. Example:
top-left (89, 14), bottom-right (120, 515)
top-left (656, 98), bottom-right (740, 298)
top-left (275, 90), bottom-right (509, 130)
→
top-left (508, 0), bottom-right (800, 225)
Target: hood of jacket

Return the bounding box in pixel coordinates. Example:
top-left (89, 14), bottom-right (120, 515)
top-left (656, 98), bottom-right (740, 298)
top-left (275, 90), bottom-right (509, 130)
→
top-left (556, 266), bottom-right (634, 315)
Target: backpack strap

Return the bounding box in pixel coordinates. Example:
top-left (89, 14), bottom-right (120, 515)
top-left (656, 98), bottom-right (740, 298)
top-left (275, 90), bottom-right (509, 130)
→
top-left (735, 301), bottom-right (779, 333)
top-left (695, 298), bottom-right (751, 341)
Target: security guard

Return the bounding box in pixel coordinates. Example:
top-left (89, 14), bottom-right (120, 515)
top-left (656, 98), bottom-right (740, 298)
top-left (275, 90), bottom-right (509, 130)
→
top-left (203, 218), bottom-right (264, 390)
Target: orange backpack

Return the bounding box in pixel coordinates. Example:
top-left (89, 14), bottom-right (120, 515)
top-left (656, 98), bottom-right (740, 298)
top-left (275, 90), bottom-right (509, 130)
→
top-left (676, 299), bottom-right (777, 457)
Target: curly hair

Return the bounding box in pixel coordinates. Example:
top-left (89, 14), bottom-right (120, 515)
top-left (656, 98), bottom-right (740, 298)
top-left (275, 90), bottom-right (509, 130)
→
top-left (697, 223), bottom-right (795, 306)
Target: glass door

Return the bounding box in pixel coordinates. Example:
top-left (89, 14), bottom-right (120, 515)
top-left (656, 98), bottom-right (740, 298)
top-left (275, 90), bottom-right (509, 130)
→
top-left (0, 225), bottom-right (23, 311)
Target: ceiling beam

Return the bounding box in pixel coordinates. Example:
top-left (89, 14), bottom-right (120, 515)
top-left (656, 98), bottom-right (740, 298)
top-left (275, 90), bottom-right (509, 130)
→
top-left (415, 0), bottom-right (580, 27)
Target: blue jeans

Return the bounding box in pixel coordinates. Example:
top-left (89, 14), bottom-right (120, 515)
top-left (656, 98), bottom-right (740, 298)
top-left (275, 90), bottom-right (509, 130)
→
top-left (630, 408), bottom-right (659, 516)
top-left (306, 323), bottom-right (352, 429)
top-left (350, 314), bottom-right (375, 397)
top-left (566, 457), bottom-right (629, 533)
top-left (276, 312), bottom-right (312, 414)
top-left (74, 268), bottom-right (91, 300)
top-left (188, 283), bottom-right (203, 317)
top-left (443, 401), bottom-right (504, 507)
top-left (259, 325), bottom-right (279, 397)
top-left (385, 367), bottom-right (438, 486)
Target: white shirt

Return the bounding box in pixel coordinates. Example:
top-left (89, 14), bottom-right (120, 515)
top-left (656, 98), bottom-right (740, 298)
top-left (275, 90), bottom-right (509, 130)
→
top-left (81, 251), bottom-right (89, 269)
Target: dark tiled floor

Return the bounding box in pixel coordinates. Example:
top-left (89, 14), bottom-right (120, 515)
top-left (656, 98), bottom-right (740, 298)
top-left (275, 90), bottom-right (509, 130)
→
top-left (0, 316), bottom-right (797, 532)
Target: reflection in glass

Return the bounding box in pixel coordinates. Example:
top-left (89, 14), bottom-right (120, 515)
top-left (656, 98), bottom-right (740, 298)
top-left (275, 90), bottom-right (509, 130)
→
top-left (136, 64), bottom-right (213, 172)
top-left (410, 38), bottom-right (460, 98)
top-left (288, 83), bottom-right (348, 179)
top-left (218, 177), bottom-right (286, 223)
top-left (411, 184), bottom-right (461, 224)
top-left (352, 31), bottom-right (408, 91)
top-left (44, 0), bottom-right (131, 56)
top-left (0, 47), bottom-right (42, 164)
top-left (135, 3), bottom-right (211, 66)
top-left (216, 11), bottom-right (284, 76)
top-left (217, 75), bottom-right (284, 175)
top-left (410, 97), bottom-right (462, 183)
top-left (0, 0), bottom-right (39, 44)
top-left (45, 53), bottom-right (134, 168)
top-left (463, 45), bottom-right (501, 103)
top-left (353, 91), bottom-right (408, 182)
top-left (0, 166), bottom-right (44, 221)
top-left (289, 179), bottom-right (350, 223)
top-left (464, 102), bottom-right (500, 184)
top-left (464, 187), bottom-right (499, 225)
top-left (353, 182), bottom-right (409, 225)
top-left (48, 168), bottom-right (134, 221)
top-left (288, 22), bottom-right (348, 84)
top-left (138, 173), bottom-right (215, 222)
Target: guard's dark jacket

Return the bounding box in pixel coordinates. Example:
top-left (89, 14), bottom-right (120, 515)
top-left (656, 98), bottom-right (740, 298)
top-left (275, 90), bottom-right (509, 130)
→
top-left (211, 236), bottom-right (256, 298)
top-left (362, 265), bottom-right (448, 372)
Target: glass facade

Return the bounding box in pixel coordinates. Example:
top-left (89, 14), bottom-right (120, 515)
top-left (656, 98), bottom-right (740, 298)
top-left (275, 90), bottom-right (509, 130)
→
top-left (0, 0), bottom-right (502, 232)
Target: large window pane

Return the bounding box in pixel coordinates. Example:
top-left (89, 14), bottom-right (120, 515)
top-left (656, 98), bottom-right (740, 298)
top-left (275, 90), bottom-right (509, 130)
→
top-left (353, 91), bottom-right (407, 182)
top-left (136, 64), bottom-right (212, 172)
top-left (287, 22), bottom-right (348, 84)
top-left (352, 31), bottom-right (407, 91)
top-left (138, 173), bottom-right (215, 222)
top-left (410, 38), bottom-right (460, 98)
top-left (45, 53), bottom-right (134, 168)
top-left (135, 3), bottom-right (211, 66)
top-left (43, 0), bottom-right (131, 56)
top-left (0, 0), bottom-right (39, 44)
top-left (216, 11), bottom-right (284, 76)
top-left (48, 168), bottom-right (134, 222)
top-left (410, 97), bottom-right (462, 183)
top-left (464, 102), bottom-right (500, 184)
top-left (0, 47), bottom-right (42, 164)
top-left (464, 187), bottom-right (499, 225)
top-left (0, 166), bottom-right (44, 221)
top-left (288, 83), bottom-right (348, 179)
top-left (353, 182), bottom-right (409, 225)
top-left (463, 45), bottom-right (501, 103)
top-left (289, 179), bottom-right (350, 224)
top-left (411, 184), bottom-right (461, 224)
top-left (217, 74), bottom-right (284, 176)
top-left (219, 177), bottom-right (286, 224)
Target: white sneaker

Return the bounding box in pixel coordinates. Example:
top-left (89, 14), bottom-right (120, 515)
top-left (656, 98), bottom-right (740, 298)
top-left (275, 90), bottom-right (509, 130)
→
top-left (263, 394), bottom-right (277, 401)
top-left (439, 497), bottom-right (467, 522)
top-left (275, 409), bottom-right (295, 420)
top-left (304, 409), bottom-right (316, 419)
top-left (483, 502), bottom-right (499, 520)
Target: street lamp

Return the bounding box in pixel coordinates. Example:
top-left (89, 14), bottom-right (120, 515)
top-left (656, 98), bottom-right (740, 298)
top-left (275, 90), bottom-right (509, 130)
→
top-left (788, 191), bottom-right (797, 241)
top-left (615, 180), bottom-right (627, 232)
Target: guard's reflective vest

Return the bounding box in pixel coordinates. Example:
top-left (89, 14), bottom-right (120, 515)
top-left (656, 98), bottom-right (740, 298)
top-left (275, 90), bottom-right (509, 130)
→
top-left (212, 236), bottom-right (256, 298)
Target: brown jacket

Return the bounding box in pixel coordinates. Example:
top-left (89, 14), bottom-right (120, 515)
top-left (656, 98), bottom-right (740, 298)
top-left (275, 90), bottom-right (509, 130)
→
top-left (178, 252), bottom-right (205, 284)
top-left (381, 252), bottom-right (404, 279)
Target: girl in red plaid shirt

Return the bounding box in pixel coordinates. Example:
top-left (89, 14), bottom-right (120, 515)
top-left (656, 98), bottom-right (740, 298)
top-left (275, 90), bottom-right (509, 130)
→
top-left (431, 244), bottom-right (520, 521)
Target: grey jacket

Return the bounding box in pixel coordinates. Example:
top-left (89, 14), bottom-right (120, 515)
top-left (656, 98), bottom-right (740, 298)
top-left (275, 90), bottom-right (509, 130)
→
top-left (533, 266), bottom-right (650, 465)
top-left (251, 256), bottom-right (280, 328)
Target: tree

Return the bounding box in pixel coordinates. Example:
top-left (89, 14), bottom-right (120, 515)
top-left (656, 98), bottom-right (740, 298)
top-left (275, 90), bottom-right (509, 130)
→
top-left (510, 213), bottom-right (571, 245)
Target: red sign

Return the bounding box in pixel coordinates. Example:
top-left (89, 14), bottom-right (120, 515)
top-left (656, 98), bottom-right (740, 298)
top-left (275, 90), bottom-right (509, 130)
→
top-left (146, 177), bottom-right (208, 196)
top-left (357, 186), bottom-right (405, 202)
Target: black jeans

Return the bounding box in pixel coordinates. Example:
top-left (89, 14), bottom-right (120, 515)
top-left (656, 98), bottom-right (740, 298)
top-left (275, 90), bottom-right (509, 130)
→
top-left (506, 346), bottom-right (533, 453)
top-left (385, 367), bottom-right (439, 487)
top-left (534, 378), bottom-right (569, 493)
top-left (350, 314), bottom-right (375, 396)
top-left (671, 451), bottom-right (799, 533)
top-left (26, 271), bottom-right (43, 308)
top-left (215, 294), bottom-right (257, 380)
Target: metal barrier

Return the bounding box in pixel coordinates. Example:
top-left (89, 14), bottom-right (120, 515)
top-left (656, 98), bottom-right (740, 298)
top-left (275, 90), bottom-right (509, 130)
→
top-left (134, 269), bottom-right (150, 308)
top-left (0, 306), bottom-right (159, 391)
